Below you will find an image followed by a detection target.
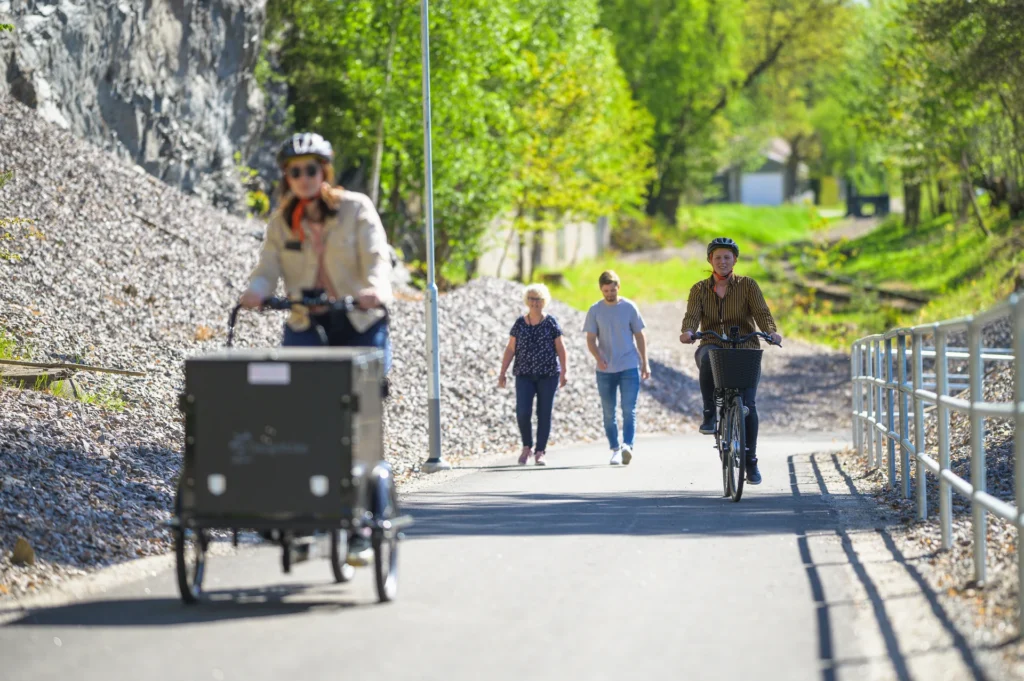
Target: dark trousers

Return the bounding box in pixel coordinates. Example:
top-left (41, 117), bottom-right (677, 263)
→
top-left (515, 374), bottom-right (559, 452)
top-left (696, 346), bottom-right (759, 463)
top-left (283, 313), bottom-right (392, 375)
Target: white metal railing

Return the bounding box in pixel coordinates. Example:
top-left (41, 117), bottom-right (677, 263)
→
top-left (851, 293), bottom-right (1024, 632)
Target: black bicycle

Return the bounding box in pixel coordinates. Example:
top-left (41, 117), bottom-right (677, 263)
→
top-left (694, 327), bottom-right (780, 502)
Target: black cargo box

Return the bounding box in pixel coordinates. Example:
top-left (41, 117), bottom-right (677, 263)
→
top-left (178, 347), bottom-right (385, 521)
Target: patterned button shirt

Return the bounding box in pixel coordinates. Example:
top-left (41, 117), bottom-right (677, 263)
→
top-left (680, 274), bottom-right (777, 349)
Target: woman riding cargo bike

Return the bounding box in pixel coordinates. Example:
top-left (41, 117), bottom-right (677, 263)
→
top-left (678, 237), bottom-right (782, 489)
top-left (238, 132), bottom-right (395, 565)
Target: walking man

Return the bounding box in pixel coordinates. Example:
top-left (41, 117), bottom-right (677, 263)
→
top-left (583, 270), bottom-right (650, 465)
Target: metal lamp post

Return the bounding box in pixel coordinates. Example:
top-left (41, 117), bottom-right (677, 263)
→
top-left (419, 0), bottom-right (450, 473)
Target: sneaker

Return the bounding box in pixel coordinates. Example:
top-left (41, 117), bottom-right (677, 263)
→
top-left (534, 450), bottom-right (547, 466)
top-left (746, 463), bottom-right (762, 485)
top-left (699, 411), bottom-right (717, 435)
top-left (518, 446), bottom-right (532, 465)
top-left (609, 448), bottom-right (623, 465)
top-left (620, 444), bottom-right (633, 465)
top-left (346, 535), bottom-right (373, 567)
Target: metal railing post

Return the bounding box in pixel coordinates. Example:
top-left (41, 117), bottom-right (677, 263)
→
top-left (886, 337), bottom-right (897, 488)
top-left (875, 339), bottom-right (885, 469)
top-left (913, 332), bottom-right (927, 520)
top-left (1011, 295), bottom-right (1024, 635)
top-left (968, 318), bottom-right (987, 584)
top-left (866, 342), bottom-right (875, 463)
top-left (898, 333), bottom-right (910, 498)
top-left (936, 326), bottom-right (953, 550)
top-left (852, 344), bottom-right (860, 455)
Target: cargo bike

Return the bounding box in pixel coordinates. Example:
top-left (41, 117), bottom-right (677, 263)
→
top-left (170, 292), bottom-right (411, 605)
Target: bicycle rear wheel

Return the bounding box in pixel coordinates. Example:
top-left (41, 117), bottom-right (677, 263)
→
top-left (727, 398), bottom-right (747, 502)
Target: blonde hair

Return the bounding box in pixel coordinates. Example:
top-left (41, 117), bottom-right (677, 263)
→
top-left (523, 283), bottom-right (551, 307)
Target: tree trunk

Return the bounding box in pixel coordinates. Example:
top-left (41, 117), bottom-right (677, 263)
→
top-left (961, 151), bottom-right (991, 237)
top-left (926, 177), bottom-right (938, 219)
top-left (784, 134), bottom-right (803, 201)
top-left (646, 142), bottom-right (684, 223)
top-left (495, 225), bottom-right (517, 279)
top-left (646, 185), bottom-right (681, 224)
top-left (530, 228), bottom-right (544, 281)
top-left (966, 185), bottom-right (991, 237)
top-left (516, 232), bottom-right (526, 283)
top-left (368, 4), bottom-right (400, 207)
top-left (569, 223), bottom-right (583, 267)
top-left (936, 179), bottom-right (949, 215)
top-left (1009, 178), bottom-right (1024, 220)
top-left (903, 182), bottom-right (921, 231)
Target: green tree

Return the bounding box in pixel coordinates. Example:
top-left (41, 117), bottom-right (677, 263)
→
top-left (600, 0), bottom-right (847, 221)
top-left (266, 0), bottom-right (654, 283)
top-left (504, 25), bottom-right (654, 279)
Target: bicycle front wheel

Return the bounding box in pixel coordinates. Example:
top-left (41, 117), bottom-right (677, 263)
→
top-left (727, 398), bottom-right (747, 502)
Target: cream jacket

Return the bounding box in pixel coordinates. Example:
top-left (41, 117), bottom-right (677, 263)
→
top-left (247, 190), bottom-right (393, 333)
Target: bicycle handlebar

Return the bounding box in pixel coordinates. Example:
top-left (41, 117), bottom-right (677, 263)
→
top-left (260, 293), bottom-right (357, 312)
top-left (693, 329), bottom-right (782, 348)
top-left (226, 292), bottom-right (371, 348)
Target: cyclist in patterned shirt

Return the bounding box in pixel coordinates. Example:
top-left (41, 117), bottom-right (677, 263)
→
top-left (679, 237), bottom-right (782, 485)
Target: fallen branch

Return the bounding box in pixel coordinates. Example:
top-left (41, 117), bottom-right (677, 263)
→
top-left (0, 359), bottom-right (146, 377)
top-left (130, 212), bottom-right (191, 245)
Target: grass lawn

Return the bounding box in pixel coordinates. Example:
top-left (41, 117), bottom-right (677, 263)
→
top-left (540, 257), bottom-right (713, 311)
top-left (668, 203), bottom-right (831, 248)
top-left (766, 211), bottom-right (1024, 347)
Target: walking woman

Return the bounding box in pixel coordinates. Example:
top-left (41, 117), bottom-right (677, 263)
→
top-left (498, 284), bottom-right (568, 466)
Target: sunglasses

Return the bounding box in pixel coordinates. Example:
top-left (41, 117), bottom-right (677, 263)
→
top-left (527, 296), bottom-right (544, 302)
top-left (287, 163), bottom-right (321, 180)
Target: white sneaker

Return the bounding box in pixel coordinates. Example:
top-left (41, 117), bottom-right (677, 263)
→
top-left (609, 448), bottom-right (623, 465)
top-left (621, 444), bottom-right (633, 465)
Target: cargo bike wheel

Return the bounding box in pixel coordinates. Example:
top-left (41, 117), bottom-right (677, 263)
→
top-left (173, 494), bottom-right (208, 604)
top-left (369, 465), bottom-right (400, 603)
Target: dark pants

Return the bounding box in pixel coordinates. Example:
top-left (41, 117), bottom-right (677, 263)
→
top-left (515, 374), bottom-right (559, 452)
top-left (696, 346), bottom-right (759, 464)
top-left (283, 313), bottom-right (392, 375)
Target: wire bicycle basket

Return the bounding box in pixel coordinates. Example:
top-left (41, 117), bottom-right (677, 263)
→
top-left (708, 348), bottom-right (763, 390)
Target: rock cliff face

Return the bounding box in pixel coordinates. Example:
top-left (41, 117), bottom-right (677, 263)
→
top-left (0, 0), bottom-right (267, 210)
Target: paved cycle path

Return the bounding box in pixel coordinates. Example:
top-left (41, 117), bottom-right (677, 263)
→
top-left (0, 433), bottom-right (984, 681)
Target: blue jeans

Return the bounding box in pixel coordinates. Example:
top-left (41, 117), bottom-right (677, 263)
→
top-left (283, 313), bottom-right (392, 375)
top-left (595, 368), bottom-right (640, 450)
top-left (515, 374), bottom-right (560, 452)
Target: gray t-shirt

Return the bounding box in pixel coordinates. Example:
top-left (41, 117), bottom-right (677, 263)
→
top-left (582, 298), bottom-right (646, 373)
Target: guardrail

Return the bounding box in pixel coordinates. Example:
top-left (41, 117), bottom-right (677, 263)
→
top-left (851, 293), bottom-right (1023, 631)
